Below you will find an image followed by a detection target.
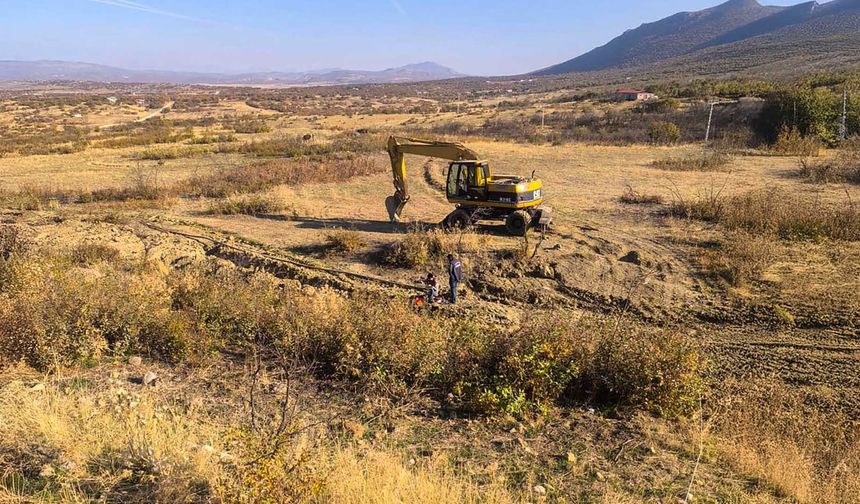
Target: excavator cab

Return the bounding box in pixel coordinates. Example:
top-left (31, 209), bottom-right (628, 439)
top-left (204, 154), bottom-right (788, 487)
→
top-left (446, 161), bottom-right (490, 201)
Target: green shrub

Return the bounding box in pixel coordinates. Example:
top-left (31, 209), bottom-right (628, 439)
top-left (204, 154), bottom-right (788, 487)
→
top-left (451, 315), bottom-right (704, 418)
top-left (0, 257), bottom-right (190, 369)
top-left (648, 121), bottom-right (681, 145)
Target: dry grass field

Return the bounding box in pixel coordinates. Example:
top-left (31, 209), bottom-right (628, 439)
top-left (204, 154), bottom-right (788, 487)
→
top-left (0, 82), bottom-right (858, 503)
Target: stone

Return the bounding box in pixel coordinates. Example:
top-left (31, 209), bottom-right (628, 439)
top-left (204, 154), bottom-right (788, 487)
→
top-left (533, 484), bottom-right (546, 495)
top-left (30, 383), bottom-right (46, 392)
top-left (39, 464), bottom-right (55, 477)
top-left (128, 356), bottom-right (142, 366)
top-left (619, 250), bottom-right (643, 265)
top-left (142, 371), bottom-right (158, 386)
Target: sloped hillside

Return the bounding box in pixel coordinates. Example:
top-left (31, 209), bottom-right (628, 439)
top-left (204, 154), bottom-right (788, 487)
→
top-left (535, 0), bottom-right (860, 77)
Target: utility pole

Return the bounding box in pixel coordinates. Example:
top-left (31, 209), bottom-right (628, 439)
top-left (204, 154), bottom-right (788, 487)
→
top-left (705, 102), bottom-right (717, 143)
top-left (839, 87), bottom-right (848, 141)
top-left (456, 93), bottom-right (461, 115)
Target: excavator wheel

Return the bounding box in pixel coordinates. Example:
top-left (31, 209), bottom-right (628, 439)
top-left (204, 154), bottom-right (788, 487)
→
top-left (445, 208), bottom-right (472, 230)
top-left (505, 210), bottom-right (531, 236)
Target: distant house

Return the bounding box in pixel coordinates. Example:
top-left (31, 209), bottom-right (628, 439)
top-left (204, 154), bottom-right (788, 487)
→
top-left (615, 89), bottom-right (657, 102)
top-left (106, 96), bottom-right (118, 104)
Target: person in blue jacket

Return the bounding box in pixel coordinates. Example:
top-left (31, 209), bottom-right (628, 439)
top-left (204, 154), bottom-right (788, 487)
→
top-left (447, 254), bottom-right (463, 304)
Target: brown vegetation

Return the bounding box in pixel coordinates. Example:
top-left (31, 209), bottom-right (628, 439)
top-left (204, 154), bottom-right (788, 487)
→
top-left (650, 151), bottom-right (731, 172)
top-left (619, 186), bottom-right (664, 205)
top-left (712, 379), bottom-right (860, 503)
top-left (671, 187), bottom-right (860, 241)
top-left (799, 141), bottom-right (860, 184)
top-left (207, 194), bottom-right (284, 216)
top-left (325, 228), bottom-right (367, 253)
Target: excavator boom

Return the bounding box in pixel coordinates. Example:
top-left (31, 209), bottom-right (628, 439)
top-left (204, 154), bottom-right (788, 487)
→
top-left (386, 136), bottom-right (479, 222)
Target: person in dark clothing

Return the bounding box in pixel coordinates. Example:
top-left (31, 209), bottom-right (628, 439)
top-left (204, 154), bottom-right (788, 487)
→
top-left (447, 254), bottom-right (462, 304)
top-left (423, 272), bottom-right (439, 302)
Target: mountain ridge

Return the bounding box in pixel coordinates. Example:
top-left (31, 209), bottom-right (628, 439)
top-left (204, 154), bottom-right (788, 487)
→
top-left (0, 60), bottom-right (464, 86)
top-left (534, 0), bottom-right (860, 77)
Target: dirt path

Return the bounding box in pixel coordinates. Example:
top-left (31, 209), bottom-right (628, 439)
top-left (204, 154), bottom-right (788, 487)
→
top-left (99, 101), bottom-right (174, 130)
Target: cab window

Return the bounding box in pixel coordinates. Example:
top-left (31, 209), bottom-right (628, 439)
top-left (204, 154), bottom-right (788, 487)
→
top-left (447, 164), bottom-right (462, 197)
top-left (457, 165), bottom-right (469, 194)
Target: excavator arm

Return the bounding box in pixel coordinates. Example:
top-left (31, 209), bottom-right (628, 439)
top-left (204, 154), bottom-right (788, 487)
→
top-left (386, 136), bottom-right (479, 222)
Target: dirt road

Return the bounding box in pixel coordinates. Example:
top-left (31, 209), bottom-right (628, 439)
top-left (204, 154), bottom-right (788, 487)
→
top-left (99, 101), bottom-right (174, 130)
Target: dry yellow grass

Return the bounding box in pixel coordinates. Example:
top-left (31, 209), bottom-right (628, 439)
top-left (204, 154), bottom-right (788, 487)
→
top-left (0, 369), bottom-right (517, 504)
top-left (710, 379), bottom-right (860, 504)
top-left (319, 450), bottom-right (514, 504)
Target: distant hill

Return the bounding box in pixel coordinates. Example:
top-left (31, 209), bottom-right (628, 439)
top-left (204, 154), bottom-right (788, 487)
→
top-left (0, 60), bottom-right (464, 86)
top-left (535, 0), bottom-right (860, 77)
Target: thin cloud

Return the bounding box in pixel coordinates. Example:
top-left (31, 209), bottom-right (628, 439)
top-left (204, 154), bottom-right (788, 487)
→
top-left (389, 0), bottom-right (407, 16)
top-left (85, 0), bottom-right (222, 25)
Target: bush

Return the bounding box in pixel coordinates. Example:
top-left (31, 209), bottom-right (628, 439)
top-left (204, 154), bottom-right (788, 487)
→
top-left (325, 228), bottom-right (366, 253)
top-left (648, 121), bottom-right (681, 145)
top-left (184, 157), bottom-right (383, 198)
top-left (636, 98), bottom-right (682, 114)
top-left (133, 146), bottom-right (197, 160)
top-left (208, 194), bottom-right (284, 216)
top-left (799, 146), bottom-right (860, 184)
top-left (713, 379), bottom-right (860, 503)
top-left (668, 186), bottom-right (725, 222)
top-left (452, 314), bottom-right (704, 417)
top-left (771, 126), bottom-right (821, 157)
top-left (70, 243), bottom-right (121, 266)
top-left (671, 187), bottom-right (860, 241)
top-left (722, 189), bottom-right (860, 241)
top-left (699, 231), bottom-right (776, 286)
top-left (0, 225), bottom-right (31, 260)
top-left (384, 228), bottom-right (483, 268)
top-left (188, 133), bottom-right (237, 145)
top-left (619, 186), bottom-right (664, 205)
top-left (0, 256), bottom-right (191, 369)
top-left (650, 152), bottom-right (731, 172)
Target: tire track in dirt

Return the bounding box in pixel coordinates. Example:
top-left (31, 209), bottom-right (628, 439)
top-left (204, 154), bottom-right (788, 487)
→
top-left (142, 221), bottom-right (423, 294)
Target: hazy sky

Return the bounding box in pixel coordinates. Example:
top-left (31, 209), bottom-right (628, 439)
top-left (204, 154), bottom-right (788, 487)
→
top-left (1, 0), bottom-right (808, 75)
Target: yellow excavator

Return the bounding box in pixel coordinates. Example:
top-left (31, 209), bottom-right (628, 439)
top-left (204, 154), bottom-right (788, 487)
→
top-left (385, 136), bottom-right (551, 235)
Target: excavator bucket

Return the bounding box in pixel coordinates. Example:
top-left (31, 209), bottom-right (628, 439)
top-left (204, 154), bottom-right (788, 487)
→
top-left (385, 195), bottom-right (407, 223)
